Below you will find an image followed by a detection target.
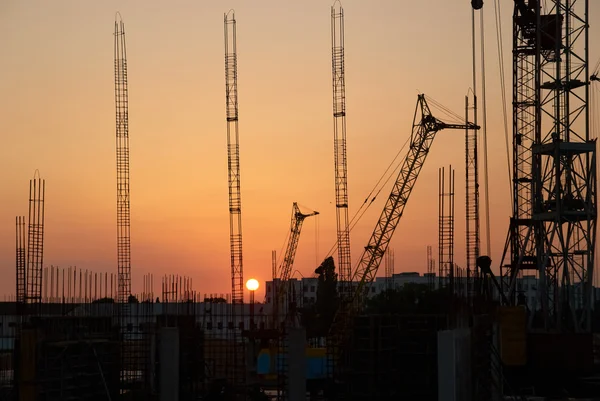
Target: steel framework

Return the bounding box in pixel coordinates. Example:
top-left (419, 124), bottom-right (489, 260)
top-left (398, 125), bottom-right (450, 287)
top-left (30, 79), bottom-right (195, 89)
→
top-left (331, 2), bottom-right (352, 291)
top-left (439, 166), bottom-right (455, 291)
top-left (16, 216), bottom-right (26, 308)
top-left (465, 93), bottom-right (480, 294)
top-left (499, 0), bottom-right (596, 331)
top-left (25, 175), bottom-right (45, 311)
top-left (225, 10), bottom-right (244, 305)
top-left (114, 15), bottom-right (131, 306)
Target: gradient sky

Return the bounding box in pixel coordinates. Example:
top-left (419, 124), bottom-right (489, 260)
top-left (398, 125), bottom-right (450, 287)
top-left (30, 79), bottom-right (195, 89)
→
top-left (1, 1), bottom-right (599, 300)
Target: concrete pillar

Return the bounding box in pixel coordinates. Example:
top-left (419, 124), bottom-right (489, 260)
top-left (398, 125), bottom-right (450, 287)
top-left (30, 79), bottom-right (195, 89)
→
top-left (437, 328), bottom-right (471, 401)
top-left (18, 329), bottom-right (37, 401)
top-left (159, 327), bottom-right (179, 401)
top-left (287, 327), bottom-right (306, 401)
top-left (147, 330), bottom-right (156, 393)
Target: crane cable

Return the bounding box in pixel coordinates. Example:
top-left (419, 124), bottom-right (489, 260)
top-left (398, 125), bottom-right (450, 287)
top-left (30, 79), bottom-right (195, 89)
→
top-left (592, 57), bottom-right (600, 289)
top-left (493, 0), bottom-right (514, 207)
top-left (479, 6), bottom-right (492, 257)
top-left (320, 96), bottom-right (468, 264)
top-left (321, 134), bottom-right (411, 261)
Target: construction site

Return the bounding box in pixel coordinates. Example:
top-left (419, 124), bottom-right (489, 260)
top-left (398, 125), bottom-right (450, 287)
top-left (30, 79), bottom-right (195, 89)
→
top-left (3, 0), bottom-right (600, 400)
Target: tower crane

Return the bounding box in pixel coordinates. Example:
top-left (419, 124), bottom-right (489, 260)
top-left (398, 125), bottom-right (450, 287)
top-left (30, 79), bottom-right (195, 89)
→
top-left (327, 94), bottom-right (479, 376)
top-left (272, 203), bottom-right (319, 326)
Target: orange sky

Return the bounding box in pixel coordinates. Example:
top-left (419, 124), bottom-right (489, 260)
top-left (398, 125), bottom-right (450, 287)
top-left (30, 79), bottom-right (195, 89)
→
top-left (1, 1), bottom-right (599, 301)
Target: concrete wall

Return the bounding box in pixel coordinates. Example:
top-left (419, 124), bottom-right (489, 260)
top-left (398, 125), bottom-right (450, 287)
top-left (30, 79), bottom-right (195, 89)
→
top-left (287, 328), bottom-right (306, 401)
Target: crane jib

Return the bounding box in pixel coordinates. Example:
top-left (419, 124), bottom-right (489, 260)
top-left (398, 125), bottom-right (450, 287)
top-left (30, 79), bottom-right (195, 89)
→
top-left (329, 94), bottom-right (479, 340)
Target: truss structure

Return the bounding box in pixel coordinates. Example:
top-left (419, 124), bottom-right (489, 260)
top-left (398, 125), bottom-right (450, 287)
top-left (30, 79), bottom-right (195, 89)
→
top-left (500, 0), bottom-right (596, 331)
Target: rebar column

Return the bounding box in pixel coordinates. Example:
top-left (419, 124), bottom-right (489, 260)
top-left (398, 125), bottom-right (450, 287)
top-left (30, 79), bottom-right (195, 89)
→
top-left (225, 10), bottom-right (245, 305)
top-left (439, 166), bottom-right (455, 292)
top-left (16, 216), bottom-right (27, 311)
top-left (331, 2), bottom-right (352, 292)
top-left (25, 173), bottom-right (45, 313)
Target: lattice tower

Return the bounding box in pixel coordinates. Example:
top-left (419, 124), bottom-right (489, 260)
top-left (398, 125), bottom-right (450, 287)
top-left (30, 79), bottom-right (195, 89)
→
top-left (500, 0), bottom-right (596, 331)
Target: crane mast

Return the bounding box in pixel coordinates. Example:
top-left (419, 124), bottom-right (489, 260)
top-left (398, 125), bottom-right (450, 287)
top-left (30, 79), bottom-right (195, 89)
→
top-left (331, 3), bottom-right (352, 291)
top-left (273, 203), bottom-right (319, 322)
top-left (328, 94), bottom-right (479, 381)
top-left (499, 0), bottom-right (596, 331)
top-left (225, 11), bottom-right (244, 304)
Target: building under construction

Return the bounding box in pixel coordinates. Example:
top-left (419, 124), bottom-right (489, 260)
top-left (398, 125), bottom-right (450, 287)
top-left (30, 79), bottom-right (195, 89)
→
top-left (5, 0), bottom-right (600, 400)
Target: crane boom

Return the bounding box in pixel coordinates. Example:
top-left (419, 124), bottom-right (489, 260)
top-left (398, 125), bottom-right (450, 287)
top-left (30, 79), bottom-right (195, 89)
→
top-left (328, 95), bottom-right (479, 363)
top-left (347, 95), bottom-right (478, 302)
top-left (273, 203), bottom-right (319, 320)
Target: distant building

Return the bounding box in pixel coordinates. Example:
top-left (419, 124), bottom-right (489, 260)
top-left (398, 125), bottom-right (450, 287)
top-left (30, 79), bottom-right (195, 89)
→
top-left (263, 273), bottom-right (600, 315)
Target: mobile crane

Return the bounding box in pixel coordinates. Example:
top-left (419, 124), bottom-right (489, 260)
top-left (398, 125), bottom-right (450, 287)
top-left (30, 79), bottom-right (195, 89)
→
top-left (272, 203), bottom-right (319, 327)
top-left (327, 94), bottom-right (479, 378)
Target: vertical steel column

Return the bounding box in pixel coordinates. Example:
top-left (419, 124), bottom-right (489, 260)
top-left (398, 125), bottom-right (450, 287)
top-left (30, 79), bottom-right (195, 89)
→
top-left (331, 2), bottom-right (352, 292)
top-left (114, 15), bottom-right (131, 306)
top-left (224, 10), bottom-right (246, 386)
top-left (26, 174), bottom-right (45, 313)
top-left (438, 166), bottom-right (455, 292)
top-left (225, 11), bottom-right (244, 305)
top-left (16, 216), bottom-right (27, 310)
top-left (465, 93), bottom-right (480, 297)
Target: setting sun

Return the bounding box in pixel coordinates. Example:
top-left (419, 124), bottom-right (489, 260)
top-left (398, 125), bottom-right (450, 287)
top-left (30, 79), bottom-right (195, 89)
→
top-left (245, 278), bottom-right (259, 291)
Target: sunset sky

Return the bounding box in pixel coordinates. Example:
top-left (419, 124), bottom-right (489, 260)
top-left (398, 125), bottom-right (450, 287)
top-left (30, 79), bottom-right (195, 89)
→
top-left (1, 1), bottom-right (599, 300)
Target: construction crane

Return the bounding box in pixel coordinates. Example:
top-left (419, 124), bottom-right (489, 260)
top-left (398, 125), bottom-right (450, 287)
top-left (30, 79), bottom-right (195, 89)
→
top-left (498, 0), bottom-right (596, 332)
top-left (272, 203), bottom-right (319, 325)
top-left (327, 94), bottom-right (479, 377)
